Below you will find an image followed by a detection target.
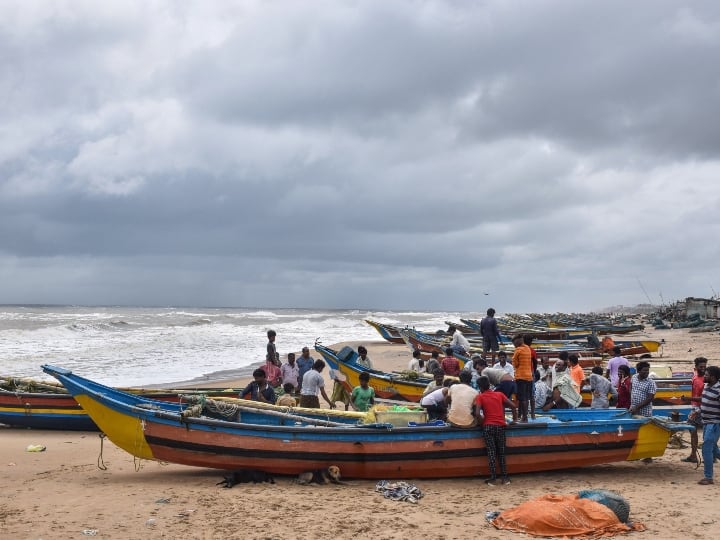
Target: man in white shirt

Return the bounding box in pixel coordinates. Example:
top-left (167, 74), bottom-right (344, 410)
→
top-left (447, 371), bottom-right (479, 427)
top-left (493, 351), bottom-right (515, 377)
top-left (448, 326), bottom-right (470, 356)
top-left (300, 360), bottom-right (335, 409)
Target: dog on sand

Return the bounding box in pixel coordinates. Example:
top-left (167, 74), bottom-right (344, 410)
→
top-left (216, 469), bottom-right (275, 488)
top-left (296, 465), bottom-right (347, 485)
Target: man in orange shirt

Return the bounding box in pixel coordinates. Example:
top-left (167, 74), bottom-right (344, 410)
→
top-left (512, 335), bottom-right (534, 422)
top-left (568, 354), bottom-right (585, 391)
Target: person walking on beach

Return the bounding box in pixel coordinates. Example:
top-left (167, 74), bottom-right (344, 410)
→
top-left (300, 360), bottom-right (335, 409)
top-left (448, 326), bottom-right (470, 356)
top-left (280, 353), bottom-right (299, 392)
top-left (351, 372), bottom-right (375, 412)
top-left (296, 347), bottom-right (314, 392)
top-left (356, 346), bottom-right (373, 369)
top-left (239, 368), bottom-right (276, 403)
top-left (446, 371), bottom-right (478, 428)
top-left (480, 308), bottom-right (501, 363)
top-left (698, 365), bottom-right (720, 485)
top-left (441, 347), bottom-right (461, 377)
top-left (512, 335), bottom-right (534, 422)
top-left (475, 375), bottom-right (517, 486)
top-left (682, 357), bottom-right (708, 463)
top-left (605, 346), bottom-right (630, 387)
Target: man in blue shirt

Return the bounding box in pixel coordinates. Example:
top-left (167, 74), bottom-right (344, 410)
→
top-left (240, 368), bottom-right (276, 403)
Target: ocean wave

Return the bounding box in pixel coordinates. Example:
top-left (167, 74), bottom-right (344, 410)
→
top-left (185, 318), bottom-right (212, 326)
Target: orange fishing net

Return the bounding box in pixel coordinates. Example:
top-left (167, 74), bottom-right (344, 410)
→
top-left (491, 494), bottom-right (646, 538)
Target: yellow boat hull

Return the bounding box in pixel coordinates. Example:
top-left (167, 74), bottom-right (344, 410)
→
top-left (75, 394), bottom-right (155, 460)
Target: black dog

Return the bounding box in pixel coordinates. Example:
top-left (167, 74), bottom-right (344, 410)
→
top-left (216, 469), bottom-right (275, 488)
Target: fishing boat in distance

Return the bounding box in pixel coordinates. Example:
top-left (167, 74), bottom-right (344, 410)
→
top-left (42, 364), bottom-right (689, 479)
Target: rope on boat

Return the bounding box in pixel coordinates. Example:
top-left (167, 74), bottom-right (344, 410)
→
top-left (179, 395), bottom-right (352, 427)
top-left (133, 419), bottom-right (146, 472)
top-left (97, 433), bottom-right (108, 471)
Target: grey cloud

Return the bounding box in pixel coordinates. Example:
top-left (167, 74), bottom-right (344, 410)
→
top-left (2, 1), bottom-right (720, 312)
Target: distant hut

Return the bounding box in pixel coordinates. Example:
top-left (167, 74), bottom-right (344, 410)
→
top-left (685, 297), bottom-right (720, 320)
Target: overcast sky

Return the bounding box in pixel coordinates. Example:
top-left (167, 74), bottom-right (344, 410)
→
top-left (1, 1), bottom-right (719, 313)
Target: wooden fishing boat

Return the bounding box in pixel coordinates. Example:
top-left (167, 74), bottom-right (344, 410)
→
top-left (364, 319), bottom-right (479, 345)
top-left (316, 343), bottom-right (431, 402)
top-left (0, 387), bottom-right (98, 430)
top-left (0, 377), bottom-right (245, 431)
top-left (364, 319), bottom-right (407, 344)
top-left (400, 328), bottom-right (658, 363)
top-left (41, 364), bottom-right (688, 478)
top-left (316, 344), bottom-right (690, 408)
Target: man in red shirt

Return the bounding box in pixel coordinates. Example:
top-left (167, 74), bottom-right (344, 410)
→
top-left (512, 335), bottom-right (534, 422)
top-left (474, 375), bottom-right (517, 485)
top-left (682, 356), bottom-right (708, 463)
top-left (441, 347), bottom-right (461, 377)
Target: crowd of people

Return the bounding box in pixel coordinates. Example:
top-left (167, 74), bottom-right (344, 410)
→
top-left (242, 322), bottom-right (720, 487)
top-left (238, 330), bottom-right (376, 412)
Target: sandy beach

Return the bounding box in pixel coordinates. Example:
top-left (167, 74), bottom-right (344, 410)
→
top-left (2, 326), bottom-right (719, 539)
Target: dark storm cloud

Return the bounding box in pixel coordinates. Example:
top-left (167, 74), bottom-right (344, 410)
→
top-left (2, 1), bottom-right (720, 311)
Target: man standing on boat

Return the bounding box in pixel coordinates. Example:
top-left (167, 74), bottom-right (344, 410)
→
top-left (698, 365), bottom-right (720, 485)
top-left (448, 326), bottom-right (470, 356)
top-left (480, 308), bottom-right (501, 363)
top-left (512, 335), bottom-right (534, 422)
top-left (475, 375), bottom-right (517, 485)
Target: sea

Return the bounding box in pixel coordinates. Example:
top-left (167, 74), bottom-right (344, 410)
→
top-left (0, 305), bottom-right (482, 386)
